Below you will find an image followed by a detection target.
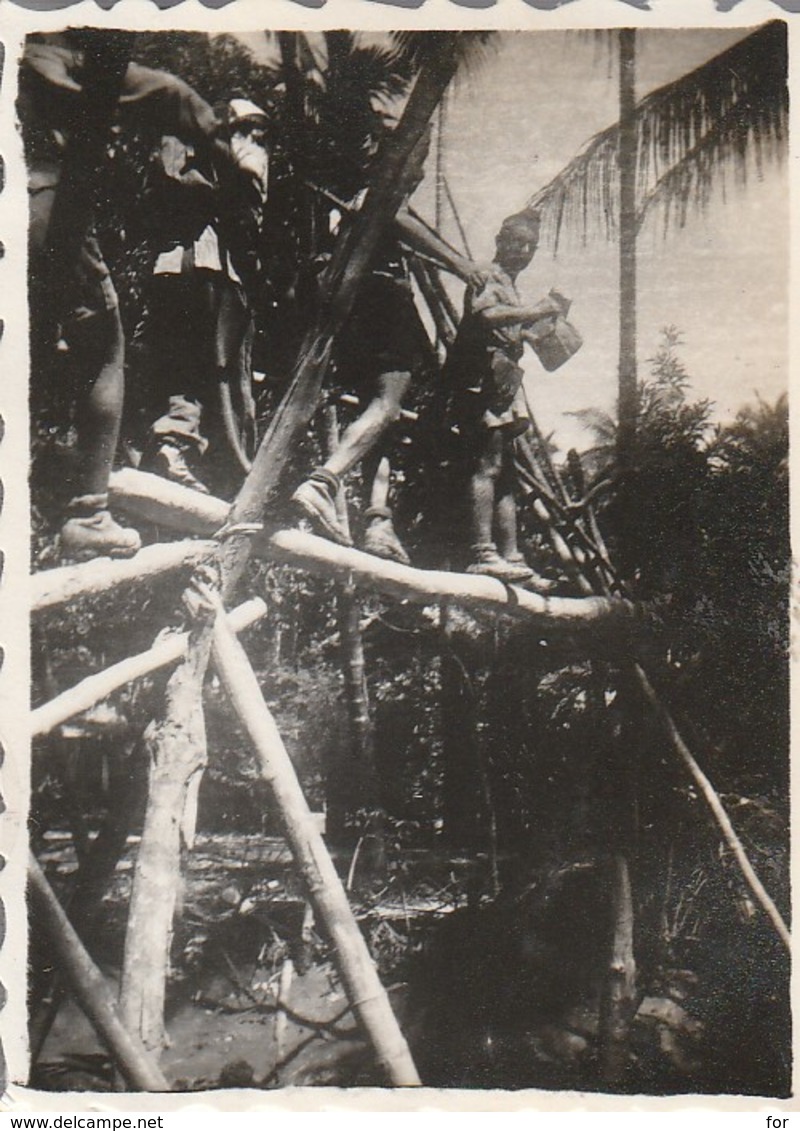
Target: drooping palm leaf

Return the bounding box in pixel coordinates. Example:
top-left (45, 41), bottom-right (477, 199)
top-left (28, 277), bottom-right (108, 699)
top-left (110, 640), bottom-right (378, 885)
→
top-left (527, 21), bottom-right (787, 251)
top-left (389, 30), bottom-right (497, 83)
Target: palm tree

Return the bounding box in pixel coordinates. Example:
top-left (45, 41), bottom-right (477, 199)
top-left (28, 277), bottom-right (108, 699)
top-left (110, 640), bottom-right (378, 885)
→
top-left (516, 22), bottom-right (786, 1080)
top-left (525, 21), bottom-right (787, 472)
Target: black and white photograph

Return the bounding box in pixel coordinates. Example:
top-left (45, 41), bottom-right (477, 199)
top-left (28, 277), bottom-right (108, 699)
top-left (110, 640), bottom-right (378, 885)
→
top-left (2, 1), bottom-right (791, 1105)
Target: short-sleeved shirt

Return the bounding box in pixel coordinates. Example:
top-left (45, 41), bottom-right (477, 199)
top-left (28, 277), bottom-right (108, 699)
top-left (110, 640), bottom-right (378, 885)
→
top-left (447, 269), bottom-right (530, 436)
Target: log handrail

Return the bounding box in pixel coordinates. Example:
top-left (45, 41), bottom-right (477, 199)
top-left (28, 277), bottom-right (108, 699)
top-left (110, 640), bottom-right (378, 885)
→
top-left (32, 540), bottom-right (217, 614)
top-left (32, 598), bottom-right (266, 738)
top-left (267, 529), bottom-right (640, 637)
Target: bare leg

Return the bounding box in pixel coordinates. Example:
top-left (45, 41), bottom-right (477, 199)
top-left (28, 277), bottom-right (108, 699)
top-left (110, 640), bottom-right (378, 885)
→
top-left (465, 430), bottom-right (536, 582)
top-left (59, 309), bottom-right (141, 560)
top-left (495, 444), bottom-right (520, 560)
top-left (369, 455), bottom-right (392, 511)
top-left (362, 452), bottom-right (410, 565)
top-left (293, 373), bottom-right (411, 548)
top-left (323, 372), bottom-right (411, 479)
top-left (73, 309), bottom-right (125, 498)
top-left (494, 440), bottom-right (556, 592)
top-left (467, 428), bottom-right (503, 550)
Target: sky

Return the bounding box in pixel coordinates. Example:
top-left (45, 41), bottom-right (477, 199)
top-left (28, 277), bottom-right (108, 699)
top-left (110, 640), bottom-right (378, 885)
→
top-left (414, 29), bottom-right (788, 453)
top-left (239, 28), bottom-right (788, 454)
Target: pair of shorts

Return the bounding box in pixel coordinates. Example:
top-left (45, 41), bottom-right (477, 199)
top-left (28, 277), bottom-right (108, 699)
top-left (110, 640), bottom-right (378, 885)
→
top-left (29, 175), bottom-right (119, 343)
top-left (333, 273), bottom-right (432, 395)
top-left (451, 348), bottom-right (530, 437)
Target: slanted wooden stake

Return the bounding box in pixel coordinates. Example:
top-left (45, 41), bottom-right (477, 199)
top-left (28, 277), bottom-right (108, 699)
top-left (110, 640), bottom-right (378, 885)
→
top-left (32, 598), bottom-right (266, 738)
top-left (211, 611), bottom-right (421, 1086)
top-left (28, 854), bottom-right (170, 1091)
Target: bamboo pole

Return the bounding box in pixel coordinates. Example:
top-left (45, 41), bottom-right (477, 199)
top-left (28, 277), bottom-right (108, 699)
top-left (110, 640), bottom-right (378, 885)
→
top-left (28, 854), bottom-right (170, 1092)
top-left (210, 611), bottom-right (421, 1086)
top-left (32, 540), bottom-right (216, 614)
top-left (32, 598), bottom-right (266, 738)
top-left (322, 407), bottom-right (381, 841)
top-left (634, 663), bottom-right (791, 951)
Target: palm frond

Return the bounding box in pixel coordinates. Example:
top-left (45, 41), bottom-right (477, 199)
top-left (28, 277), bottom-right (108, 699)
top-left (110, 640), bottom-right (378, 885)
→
top-left (527, 21), bottom-right (787, 251)
top-left (389, 31), bottom-right (497, 81)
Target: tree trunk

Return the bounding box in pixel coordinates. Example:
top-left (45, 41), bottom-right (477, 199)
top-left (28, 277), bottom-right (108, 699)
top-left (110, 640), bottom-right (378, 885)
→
top-left (617, 28), bottom-right (638, 580)
top-left (597, 42), bottom-right (640, 1078)
top-left (598, 851), bottom-right (636, 1085)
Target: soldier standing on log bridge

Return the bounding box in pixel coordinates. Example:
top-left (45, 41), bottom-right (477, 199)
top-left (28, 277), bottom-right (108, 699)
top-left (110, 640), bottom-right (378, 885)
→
top-left (446, 208), bottom-right (574, 587)
top-left (21, 33), bottom-right (253, 561)
top-left (291, 125), bottom-right (497, 565)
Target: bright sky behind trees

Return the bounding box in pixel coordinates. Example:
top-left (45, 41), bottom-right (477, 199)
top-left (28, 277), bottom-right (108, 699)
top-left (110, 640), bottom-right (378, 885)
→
top-left (240, 27), bottom-right (787, 452)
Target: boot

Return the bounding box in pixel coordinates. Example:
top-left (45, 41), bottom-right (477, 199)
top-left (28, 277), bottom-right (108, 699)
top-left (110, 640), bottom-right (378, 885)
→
top-left (59, 494), bottom-right (142, 562)
top-left (465, 543), bottom-right (534, 583)
top-left (362, 506), bottom-right (411, 566)
top-left (504, 550), bottom-right (560, 594)
top-left (291, 469), bottom-right (352, 547)
top-left (143, 438), bottom-right (210, 495)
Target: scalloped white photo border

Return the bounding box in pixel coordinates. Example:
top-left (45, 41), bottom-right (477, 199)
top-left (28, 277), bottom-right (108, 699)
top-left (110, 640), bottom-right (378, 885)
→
top-left (0, 0), bottom-right (795, 1114)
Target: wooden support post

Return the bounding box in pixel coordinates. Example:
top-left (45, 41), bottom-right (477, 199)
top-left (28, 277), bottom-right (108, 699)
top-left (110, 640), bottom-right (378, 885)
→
top-left (598, 852), bottom-right (636, 1084)
top-left (322, 407), bottom-right (381, 850)
top-left (211, 612), bottom-right (421, 1086)
top-left (119, 626), bottom-right (212, 1054)
top-left (32, 541), bottom-right (216, 615)
top-left (28, 854), bottom-right (170, 1092)
top-left (32, 598), bottom-right (266, 738)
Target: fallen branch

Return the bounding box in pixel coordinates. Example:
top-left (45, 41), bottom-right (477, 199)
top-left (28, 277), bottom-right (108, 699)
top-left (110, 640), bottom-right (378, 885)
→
top-left (32, 598), bottom-right (267, 737)
top-left (32, 540), bottom-right (217, 614)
